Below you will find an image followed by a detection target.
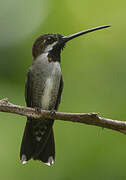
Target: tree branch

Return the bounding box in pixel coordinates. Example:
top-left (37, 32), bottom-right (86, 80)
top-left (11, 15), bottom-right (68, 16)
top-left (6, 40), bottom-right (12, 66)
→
top-left (0, 98), bottom-right (126, 134)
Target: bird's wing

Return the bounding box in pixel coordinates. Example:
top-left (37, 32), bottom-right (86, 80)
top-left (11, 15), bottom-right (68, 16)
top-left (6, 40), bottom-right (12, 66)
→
top-left (55, 75), bottom-right (64, 110)
top-left (25, 69), bottom-right (33, 107)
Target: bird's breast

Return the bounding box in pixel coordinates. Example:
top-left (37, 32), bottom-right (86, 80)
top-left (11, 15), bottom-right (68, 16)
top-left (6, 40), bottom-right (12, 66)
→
top-left (31, 53), bottom-right (61, 110)
top-left (41, 61), bottom-right (61, 109)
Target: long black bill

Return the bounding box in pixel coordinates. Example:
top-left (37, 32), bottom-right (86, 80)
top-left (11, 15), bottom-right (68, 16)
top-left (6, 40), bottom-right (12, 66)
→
top-left (62, 25), bottom-right (111, 43)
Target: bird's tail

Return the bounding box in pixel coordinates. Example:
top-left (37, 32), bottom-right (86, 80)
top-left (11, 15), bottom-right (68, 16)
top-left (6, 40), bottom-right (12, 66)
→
top-left (20, 118), bottom-right (55, 166)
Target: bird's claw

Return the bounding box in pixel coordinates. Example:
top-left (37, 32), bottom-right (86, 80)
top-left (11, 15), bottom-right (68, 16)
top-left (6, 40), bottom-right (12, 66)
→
top-left (35, 107), bottom-right (42, 113)
top-left (50, 110), bottom-right (56, 117)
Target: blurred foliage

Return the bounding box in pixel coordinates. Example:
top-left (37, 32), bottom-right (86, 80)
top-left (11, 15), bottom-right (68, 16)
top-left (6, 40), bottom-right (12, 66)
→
top-left (0, 0), bottom-right (126, 179)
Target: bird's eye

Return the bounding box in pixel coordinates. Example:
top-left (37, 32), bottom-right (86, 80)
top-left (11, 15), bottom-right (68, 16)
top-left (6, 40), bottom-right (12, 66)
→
top-left (46, 37), bottom-right (54, 44)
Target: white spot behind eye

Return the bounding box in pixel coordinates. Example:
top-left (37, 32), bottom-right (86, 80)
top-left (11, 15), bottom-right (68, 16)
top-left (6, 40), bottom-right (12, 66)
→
top-left (44, 41), bottom-right (57, 53)
top-left (44, 37), bottom-right (51, 43)
top-left (47, 37), bottom-right (51, 40)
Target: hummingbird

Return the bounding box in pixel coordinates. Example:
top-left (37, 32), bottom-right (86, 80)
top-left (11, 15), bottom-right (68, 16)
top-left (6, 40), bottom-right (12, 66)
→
top-left (20, 25), bottom-right (110, 166)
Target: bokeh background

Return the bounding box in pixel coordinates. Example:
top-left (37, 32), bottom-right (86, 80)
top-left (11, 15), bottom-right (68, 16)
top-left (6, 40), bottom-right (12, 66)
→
top-left (0, 0), bottom-right (126, 179)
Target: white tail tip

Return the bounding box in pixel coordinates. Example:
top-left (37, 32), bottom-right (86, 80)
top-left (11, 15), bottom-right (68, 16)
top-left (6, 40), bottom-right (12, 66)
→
top-left (45, 156), bottom-right (54, 166)
top-left (21, 154), bottom-right (27, 165)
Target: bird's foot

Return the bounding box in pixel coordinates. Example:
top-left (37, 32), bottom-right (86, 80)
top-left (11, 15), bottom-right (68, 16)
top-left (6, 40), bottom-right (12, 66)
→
top-left (35, 107), bottom-right (42, 113)
top-left (50, 110), bottom-right (56, 117)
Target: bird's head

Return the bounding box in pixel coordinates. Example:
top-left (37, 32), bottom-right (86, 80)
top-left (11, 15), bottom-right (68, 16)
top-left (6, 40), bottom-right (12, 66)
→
top-left (32, 25), bottom-right (111, 61)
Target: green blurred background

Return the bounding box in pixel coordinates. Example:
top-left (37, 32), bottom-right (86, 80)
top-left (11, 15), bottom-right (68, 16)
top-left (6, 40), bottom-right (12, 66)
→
top-left (0, 0), bottom-right (126, 179)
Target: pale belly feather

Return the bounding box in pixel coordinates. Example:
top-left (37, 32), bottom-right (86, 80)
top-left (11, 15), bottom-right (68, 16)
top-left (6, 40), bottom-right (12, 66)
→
top-left (31, 53), bottom-right (61, 110)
